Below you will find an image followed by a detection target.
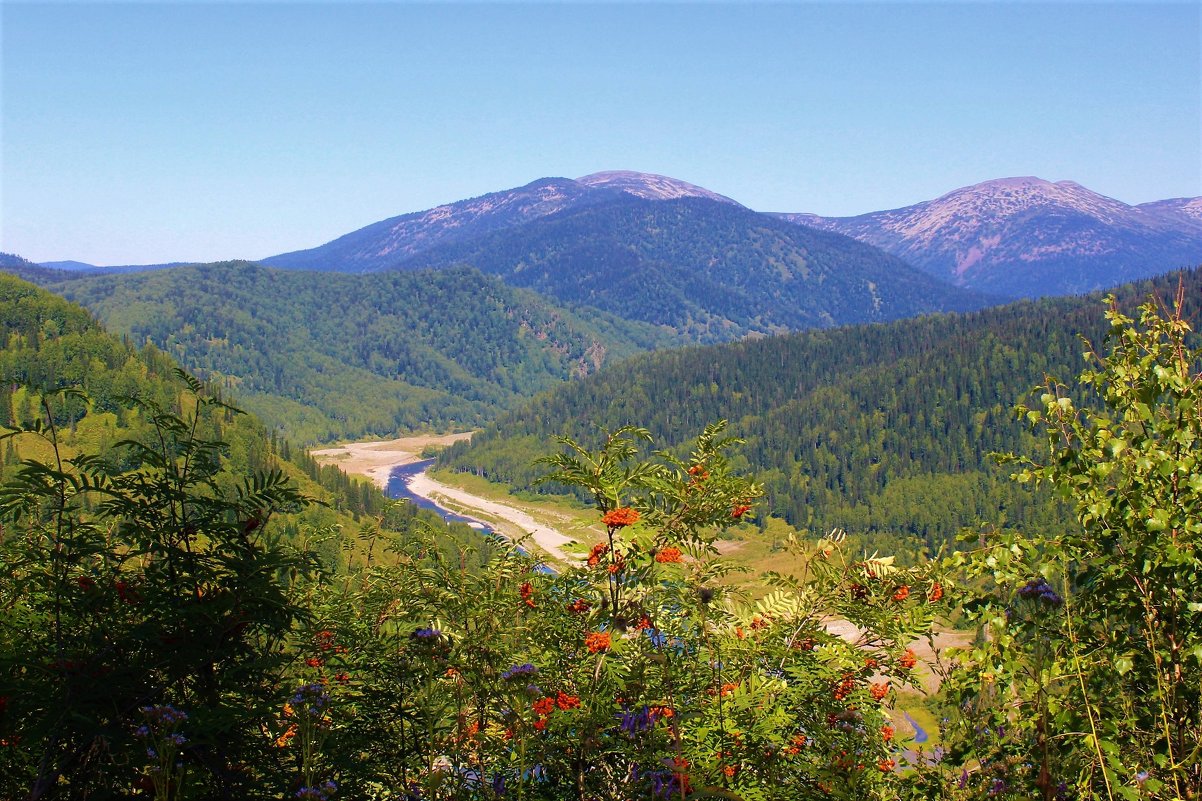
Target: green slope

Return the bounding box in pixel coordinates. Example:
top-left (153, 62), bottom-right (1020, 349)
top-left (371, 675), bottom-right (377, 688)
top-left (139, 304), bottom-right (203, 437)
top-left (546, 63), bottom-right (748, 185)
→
top-left (0, 272), bottom-right (489, 568)
top-left (43, 261), bottom-right (681, 442)
top-left (440, 268), bottom-right (1202, 551)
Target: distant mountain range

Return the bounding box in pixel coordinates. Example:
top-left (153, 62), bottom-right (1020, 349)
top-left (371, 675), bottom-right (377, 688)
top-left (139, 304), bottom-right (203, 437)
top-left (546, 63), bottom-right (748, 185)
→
top-left (7, 170), bottom-right (1201, 448)
top-left (775, 177), bottom-right (1202, 297)
top-left (14, 170), bottom-right (1202, 302)
top-left (258, 170), bottom-right (1202, 298)
top-left (394, 194), bottom-right (990, 341)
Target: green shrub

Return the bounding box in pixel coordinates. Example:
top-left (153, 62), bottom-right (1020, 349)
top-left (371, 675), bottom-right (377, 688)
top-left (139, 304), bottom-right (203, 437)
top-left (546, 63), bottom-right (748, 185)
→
top-left (930, 292), bottom-right (1202, 799)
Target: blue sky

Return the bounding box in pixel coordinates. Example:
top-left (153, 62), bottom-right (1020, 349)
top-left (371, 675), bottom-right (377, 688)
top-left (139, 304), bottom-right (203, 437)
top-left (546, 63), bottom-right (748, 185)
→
top-left (2, 2), bottom-right (1199, 265)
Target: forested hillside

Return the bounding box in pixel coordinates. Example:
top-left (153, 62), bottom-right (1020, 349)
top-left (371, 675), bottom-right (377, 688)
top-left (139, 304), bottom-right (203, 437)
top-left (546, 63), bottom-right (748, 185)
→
top-left (0, 273), bottom-right (484, 567)
top-left (0, 272), bottom-right (188, 459)
top-left (441, 268), bottom-right (1202, 551)
top-left (399, 195), bottom-right (995, 342)
top-left (0, 252), bottom-right (71, 284)
top-left (42, 262), bottom-right (680, 442)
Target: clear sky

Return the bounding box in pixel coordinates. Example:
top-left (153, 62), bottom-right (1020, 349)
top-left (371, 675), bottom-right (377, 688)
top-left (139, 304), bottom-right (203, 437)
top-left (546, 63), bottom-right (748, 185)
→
top-left (2, 1), bottom-right (1200, 265)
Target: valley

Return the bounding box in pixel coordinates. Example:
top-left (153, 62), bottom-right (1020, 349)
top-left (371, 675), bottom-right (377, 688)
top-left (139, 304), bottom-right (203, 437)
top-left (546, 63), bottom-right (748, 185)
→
top-left (309, 432), bottom-right (474, 489)
top-left (312, 433), bottom-right (583, 563)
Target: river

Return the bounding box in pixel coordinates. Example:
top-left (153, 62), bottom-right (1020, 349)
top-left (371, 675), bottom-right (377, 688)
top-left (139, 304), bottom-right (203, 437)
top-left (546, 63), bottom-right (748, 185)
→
top-left (386, 459), bottom-right (495, 533)
top-left (386, 460), bottom-right (562, 572)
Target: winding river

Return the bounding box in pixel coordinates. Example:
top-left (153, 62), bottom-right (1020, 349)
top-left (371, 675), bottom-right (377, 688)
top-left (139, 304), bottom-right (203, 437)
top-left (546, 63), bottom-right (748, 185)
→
top-left (385, 459), bottom-right (494, 533)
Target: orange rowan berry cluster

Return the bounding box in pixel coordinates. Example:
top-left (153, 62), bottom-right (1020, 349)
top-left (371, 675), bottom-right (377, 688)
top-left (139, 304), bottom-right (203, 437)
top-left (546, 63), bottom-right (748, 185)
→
top-left (519, 581), bottom-right (535, 609)
top-left (602, 507), bottom-right (640, 528)
top-left (531, 691), bottom-right (580, 730)
top-left (655, 547), bottom-right (683, 563)
top-left (783, 733), bottom-right (809, 756)
top-left (587, 543), bottom-right (609, 567)
top-left (833, 673), bottom-right (856, 701)
top-left (584, 631), bottom-right (611, 653)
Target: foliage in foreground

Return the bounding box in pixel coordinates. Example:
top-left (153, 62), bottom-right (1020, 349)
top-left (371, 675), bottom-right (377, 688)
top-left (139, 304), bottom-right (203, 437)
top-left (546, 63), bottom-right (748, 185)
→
top-left (0, 397), bottom-right (941, 799)
top-left (310, 423), bottom-right (939, 801)
top-left (0, 387), bottom-right (316, 798)
top-left (932, 290), bottom-right (1202, 799)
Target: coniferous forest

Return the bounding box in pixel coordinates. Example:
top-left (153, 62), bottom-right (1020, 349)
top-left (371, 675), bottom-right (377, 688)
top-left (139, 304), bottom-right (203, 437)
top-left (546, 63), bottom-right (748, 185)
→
top-left (441, 269), bottom-right (1202, 553)
top-left (37, 262), bottom-right (681, 443)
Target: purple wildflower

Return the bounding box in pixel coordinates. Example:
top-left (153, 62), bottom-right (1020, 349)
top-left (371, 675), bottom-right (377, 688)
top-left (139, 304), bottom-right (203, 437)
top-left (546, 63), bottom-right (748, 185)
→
top-left (500, 663), bottom-right (538, 680)
top-left (291, 684), bottom-right (330, 719)
top-left (619, 705), bottom-right (654, 736)
top-left (295, 780), bottom-right (337, 800)
top-left (1018, 577), bottom-right (1063, 607)
top-left (647, 770), bottom-right (686, 799)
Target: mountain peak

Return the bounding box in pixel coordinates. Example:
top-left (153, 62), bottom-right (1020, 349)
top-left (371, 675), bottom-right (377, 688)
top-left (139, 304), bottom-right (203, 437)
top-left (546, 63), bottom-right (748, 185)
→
top-left (576, 171), bottom-right (743, 206)
top-left (970, 176), bottom-right (1053, 189)
top-left (940, 176), bottom-right (1119, 208)
top-left (777, 177), bottom-right (1202, 297)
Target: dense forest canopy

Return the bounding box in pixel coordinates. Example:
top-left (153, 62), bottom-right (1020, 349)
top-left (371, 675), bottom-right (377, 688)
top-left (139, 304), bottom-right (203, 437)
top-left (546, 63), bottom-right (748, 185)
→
top-left (38, 262), bottom-right (680, 443)
top-left (442, 268), bottom-right (1202, 551)
top-left (397, 195), bottom-right (994, 341)
top-left (0, 272), bottom-right (488, 567)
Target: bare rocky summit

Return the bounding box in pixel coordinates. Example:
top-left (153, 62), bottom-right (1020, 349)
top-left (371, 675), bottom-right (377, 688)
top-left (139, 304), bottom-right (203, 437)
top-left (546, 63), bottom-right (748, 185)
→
top-left (776, 177), bottom-right (1202, 297)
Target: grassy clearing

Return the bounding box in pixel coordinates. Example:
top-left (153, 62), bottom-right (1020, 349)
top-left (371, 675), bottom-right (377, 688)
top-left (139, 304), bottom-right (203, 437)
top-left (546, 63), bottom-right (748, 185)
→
top-left (893, 687), bottom-right (943, 749)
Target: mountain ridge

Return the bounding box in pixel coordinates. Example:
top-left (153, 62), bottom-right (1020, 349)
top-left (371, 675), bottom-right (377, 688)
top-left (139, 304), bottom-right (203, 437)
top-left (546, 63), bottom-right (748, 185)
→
top-left (260, 170), bottom-right (742, 273)
top-left (776, 176), bottom-right (1202, 297)
top-left (394, 193), bottom-right (995, 341)
top-left (22, 170), bottom-right (1201, 299)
